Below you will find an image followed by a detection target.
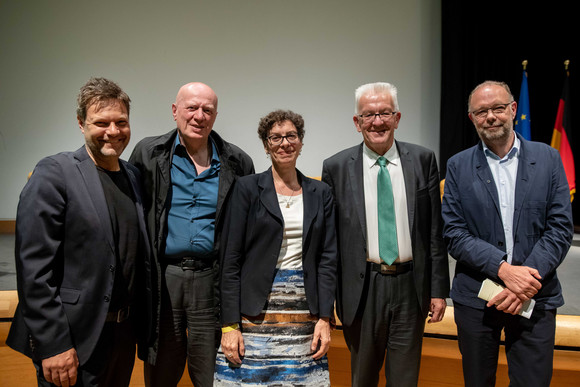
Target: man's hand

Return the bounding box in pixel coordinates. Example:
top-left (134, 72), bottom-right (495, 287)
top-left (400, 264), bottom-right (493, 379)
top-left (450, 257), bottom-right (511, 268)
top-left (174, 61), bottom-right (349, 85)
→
top-left (428, 298), bottom-right (447, 323)
top-left (498, 262), bottom-right (542, 301)
top-left (311, 318), bottom-right (331, 360)
top-left (488, 287), bottom-right (523, 315)
top-left (221, 329), bottom-right (245, 365)
top-left (41, 348), bottom-right (79, 387)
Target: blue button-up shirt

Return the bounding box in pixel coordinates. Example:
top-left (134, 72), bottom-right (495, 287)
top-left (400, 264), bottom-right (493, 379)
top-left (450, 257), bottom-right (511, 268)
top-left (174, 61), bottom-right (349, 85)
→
top-left (482, 135), bottom-right (520, 264)
top-left (164, 136), bottom-right (220, 258)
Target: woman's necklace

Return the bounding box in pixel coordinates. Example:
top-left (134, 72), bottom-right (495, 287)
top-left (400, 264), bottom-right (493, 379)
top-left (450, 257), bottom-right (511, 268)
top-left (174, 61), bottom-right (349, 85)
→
top-left (283, 186), bottom-right (298, 208)
top-left (274, 178), bottom-right (299, 208)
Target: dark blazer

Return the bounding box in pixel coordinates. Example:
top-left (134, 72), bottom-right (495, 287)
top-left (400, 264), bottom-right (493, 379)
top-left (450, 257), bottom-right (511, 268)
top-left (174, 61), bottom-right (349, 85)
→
top-left (442, 134), bottom-right (573, 310)
top-left (7, 146), bottom-right (153, 365)
top-left (219, 168), bottom-right (337, 324)
top-left (129, 129), bottom-right (254, 363)
top-left (322, 141), bottom-right (449, 327)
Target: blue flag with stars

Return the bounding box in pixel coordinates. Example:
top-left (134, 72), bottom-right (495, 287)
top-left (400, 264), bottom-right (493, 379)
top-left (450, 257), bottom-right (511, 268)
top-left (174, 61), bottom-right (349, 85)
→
top-left (515, 70), bottom-right (531, 140)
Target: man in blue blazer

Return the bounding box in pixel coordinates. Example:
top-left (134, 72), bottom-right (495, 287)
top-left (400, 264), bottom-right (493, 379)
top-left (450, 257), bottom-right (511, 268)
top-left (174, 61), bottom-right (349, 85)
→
top-left (7, 78), bottom-right (153, 386)
top-left (442, 81), bottom-right (573, 387)
top-left (322, 82), bottom-right (449, 386)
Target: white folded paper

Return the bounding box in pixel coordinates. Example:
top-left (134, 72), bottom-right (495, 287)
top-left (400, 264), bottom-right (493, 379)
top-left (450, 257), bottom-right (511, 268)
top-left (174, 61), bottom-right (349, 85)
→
top-left (478, 278), bottom-right (535, 319)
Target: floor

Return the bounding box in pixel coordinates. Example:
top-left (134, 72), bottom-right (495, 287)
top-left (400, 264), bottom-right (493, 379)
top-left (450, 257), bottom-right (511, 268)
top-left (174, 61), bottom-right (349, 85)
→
top-left (1, 233), bottom-right (579, 315)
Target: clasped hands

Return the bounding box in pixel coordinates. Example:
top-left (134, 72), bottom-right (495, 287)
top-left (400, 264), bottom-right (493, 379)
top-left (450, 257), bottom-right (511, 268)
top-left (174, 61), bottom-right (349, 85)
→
top-left (221, 317), bottom-right (331, 365)
top-left (488, 262), bottom-right (542, 315)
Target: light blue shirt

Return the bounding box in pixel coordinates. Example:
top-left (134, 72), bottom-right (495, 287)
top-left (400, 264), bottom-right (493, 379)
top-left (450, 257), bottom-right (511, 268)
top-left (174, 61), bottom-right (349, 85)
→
top-left (482, 135), bottom-right (520, 264)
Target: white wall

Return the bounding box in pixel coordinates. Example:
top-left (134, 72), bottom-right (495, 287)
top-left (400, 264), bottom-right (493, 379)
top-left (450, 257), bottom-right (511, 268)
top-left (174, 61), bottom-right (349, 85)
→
top-left (0, 0), bottom-right (441, 219)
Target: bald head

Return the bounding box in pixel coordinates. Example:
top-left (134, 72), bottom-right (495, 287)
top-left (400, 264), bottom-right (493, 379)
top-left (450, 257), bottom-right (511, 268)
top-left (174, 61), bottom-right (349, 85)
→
top-left (175, 82), bottom-right (218, 110)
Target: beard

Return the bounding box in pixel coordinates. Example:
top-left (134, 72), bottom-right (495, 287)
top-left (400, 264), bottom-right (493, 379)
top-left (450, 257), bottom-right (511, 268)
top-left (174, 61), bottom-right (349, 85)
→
top-left (476, 122), bottom-right (513, 144)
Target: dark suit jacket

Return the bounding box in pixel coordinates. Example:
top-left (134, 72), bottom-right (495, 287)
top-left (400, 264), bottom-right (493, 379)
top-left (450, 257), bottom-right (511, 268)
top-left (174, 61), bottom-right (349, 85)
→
top-left (322, 141), bottom-right (449, 327)
top-left (129, 129), bottom-right (254, 363)
top-left (441, 134), bottom-right (573, 310)
top-left (219, 168), bottom-right (337, 324)
top-left (7, 146), bottom-right (153, 365)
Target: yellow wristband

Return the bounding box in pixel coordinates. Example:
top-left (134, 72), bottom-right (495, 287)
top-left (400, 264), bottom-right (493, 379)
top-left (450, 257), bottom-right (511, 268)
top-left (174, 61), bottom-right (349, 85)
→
top-left (221, 323), bottom-right (240, 333)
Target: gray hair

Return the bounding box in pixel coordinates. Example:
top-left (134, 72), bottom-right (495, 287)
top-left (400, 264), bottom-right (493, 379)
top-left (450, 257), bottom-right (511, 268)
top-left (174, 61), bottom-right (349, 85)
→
top-left (467, 81), bottom-right (514, 112)
top-left (354, 82), bottom-right (399, 113)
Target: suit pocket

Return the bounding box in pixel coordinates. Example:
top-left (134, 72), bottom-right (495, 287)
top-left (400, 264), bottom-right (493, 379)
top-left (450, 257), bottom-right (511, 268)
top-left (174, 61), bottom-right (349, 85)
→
top-left (59, 288), bottom-right (81, 304)
top-left (525, 200), bottom-right (547, 214)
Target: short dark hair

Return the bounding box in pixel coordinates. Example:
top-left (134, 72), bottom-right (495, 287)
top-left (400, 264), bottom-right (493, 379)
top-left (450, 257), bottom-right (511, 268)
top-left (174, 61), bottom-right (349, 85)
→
top-left (257, 109), bottom-right (305, 146)
top-left (76, 77), bottom-right (131, 123)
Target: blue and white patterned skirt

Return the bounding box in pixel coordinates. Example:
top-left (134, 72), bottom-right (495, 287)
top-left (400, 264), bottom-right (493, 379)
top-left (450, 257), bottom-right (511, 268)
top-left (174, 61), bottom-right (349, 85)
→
top-left (214, 269), bottom-right (330, 386)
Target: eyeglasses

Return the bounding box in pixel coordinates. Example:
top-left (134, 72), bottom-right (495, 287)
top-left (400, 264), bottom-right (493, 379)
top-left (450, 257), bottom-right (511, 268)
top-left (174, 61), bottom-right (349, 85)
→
top-left (470, 103), bottom-right (513, 120)
top-left (358, 112), bottom-right (398, 123)
top-left (267, 132), bottom-right (300, 146)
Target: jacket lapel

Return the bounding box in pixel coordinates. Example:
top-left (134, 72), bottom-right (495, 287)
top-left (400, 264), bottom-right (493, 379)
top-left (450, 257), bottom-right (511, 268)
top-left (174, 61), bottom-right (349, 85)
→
top-left (513, 137), bottom-right (535, 236)
top-left (300, 172), bottom-right (317, 245)
top-left (123, 160), bottom-right (152, 257)
top-left (153, 135), bottom-right (173, 213)
top-left (74, 147), bottom-right (115, 255)
top-left (474, 143), bottom-right (502, 218)
top-left (216, 157), bottom-right (235, 225)
top-left (258, 169), bottom-right (283, 225)
top-left (349, 145), bottom-right (367, 241)
top-left (397, 141), bottom-right (416, 236)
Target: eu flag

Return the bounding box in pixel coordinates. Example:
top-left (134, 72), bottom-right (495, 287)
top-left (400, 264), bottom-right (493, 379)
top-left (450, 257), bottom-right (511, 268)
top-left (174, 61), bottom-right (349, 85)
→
top-left (514, 70), bottom-right (531, 140)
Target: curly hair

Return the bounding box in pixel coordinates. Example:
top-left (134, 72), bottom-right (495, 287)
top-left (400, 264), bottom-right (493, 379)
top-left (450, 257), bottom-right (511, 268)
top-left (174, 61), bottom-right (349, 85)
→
top-left (76, 77), bottom-right (131, 123)
top-left (257, 109), bottom-right (305, 146)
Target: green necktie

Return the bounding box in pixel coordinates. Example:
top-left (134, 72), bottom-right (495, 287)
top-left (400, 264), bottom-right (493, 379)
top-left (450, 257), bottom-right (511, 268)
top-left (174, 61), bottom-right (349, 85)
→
top-left (377, 156), bottom-right (398, 265)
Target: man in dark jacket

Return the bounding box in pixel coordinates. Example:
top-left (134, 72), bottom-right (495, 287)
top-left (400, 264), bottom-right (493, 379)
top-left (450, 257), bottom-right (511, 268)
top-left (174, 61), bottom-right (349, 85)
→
top-left (129, 82), bottom-right (254, 387)
top-left (8, 77), bottom-right (153, 387)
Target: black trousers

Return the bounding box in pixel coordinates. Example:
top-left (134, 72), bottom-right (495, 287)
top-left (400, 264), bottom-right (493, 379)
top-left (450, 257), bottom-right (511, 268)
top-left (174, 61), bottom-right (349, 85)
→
top-left (343, 268), bottom-right (425, 387)
top-left (35, 318), bottom-right (136, 387)
top-left (144, 262), bottom-right (219, 387)
top-left (454, 302), bottom-right (556, 387)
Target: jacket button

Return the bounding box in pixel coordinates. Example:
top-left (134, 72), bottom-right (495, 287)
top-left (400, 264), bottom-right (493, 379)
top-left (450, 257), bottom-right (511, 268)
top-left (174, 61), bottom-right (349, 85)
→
top-left (360, 273), bottom-right (364, 279)
top-left (498, 241), bottom-right (504, 247)
top-left (109, 265), bottom-right (115, 272)
top-left (104, 295), bottom-right (110, 302)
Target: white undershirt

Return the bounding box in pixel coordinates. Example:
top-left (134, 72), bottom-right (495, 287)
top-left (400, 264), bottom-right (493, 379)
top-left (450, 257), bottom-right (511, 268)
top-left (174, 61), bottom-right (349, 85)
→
top-left (362, 143), bottom-right (413, 264)
top-left (276, 193), bottom-right (304, 269)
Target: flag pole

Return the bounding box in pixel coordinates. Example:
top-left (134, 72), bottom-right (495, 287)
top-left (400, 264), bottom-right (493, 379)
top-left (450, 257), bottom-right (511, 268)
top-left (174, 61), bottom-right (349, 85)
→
top-left (515, 60), bottom-right (531, 140)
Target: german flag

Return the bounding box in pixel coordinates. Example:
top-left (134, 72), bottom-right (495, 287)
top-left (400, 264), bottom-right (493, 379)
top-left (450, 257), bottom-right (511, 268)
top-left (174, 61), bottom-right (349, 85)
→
top-left (550, 65), bottom-right (575, 201)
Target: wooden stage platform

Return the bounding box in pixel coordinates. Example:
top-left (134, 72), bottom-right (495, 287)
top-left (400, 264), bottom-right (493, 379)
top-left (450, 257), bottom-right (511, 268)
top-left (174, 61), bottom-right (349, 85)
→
top-left (2, 290), bottom-right (580, 386)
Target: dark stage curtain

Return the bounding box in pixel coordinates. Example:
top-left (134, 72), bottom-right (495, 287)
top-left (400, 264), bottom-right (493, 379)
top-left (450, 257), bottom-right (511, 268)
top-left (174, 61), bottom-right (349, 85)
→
top-left (440, 1), bottom-right (580, 225)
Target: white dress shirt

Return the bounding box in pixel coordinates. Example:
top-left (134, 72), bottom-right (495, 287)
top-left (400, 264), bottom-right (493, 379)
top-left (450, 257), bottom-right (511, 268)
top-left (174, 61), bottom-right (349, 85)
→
top-left (363, 143), bottom-right (413, 264)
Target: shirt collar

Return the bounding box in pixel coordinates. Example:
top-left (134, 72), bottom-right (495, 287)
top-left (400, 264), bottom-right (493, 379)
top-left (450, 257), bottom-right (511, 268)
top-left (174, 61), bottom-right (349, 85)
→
top-left (482, 134), bottom-right (520, 161)
top-left (174, 135), bottom-right (220, 165)
top-left (363, 142), bottom-right (400, 169)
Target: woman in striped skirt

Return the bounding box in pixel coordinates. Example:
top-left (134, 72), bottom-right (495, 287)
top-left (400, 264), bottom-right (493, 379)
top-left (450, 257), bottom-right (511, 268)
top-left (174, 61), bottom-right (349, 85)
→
top-left (215, 110), bottom-right (338, 386)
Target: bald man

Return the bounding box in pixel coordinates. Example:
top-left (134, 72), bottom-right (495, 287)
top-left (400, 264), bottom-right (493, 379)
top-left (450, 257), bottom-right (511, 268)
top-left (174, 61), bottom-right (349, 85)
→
top-left (130, 82), bottom-right (254, 387)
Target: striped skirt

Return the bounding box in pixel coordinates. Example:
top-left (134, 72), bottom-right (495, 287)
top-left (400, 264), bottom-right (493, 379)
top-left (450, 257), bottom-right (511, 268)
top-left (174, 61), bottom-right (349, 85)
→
top-left (214, 269), bottom-right (330, 386)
